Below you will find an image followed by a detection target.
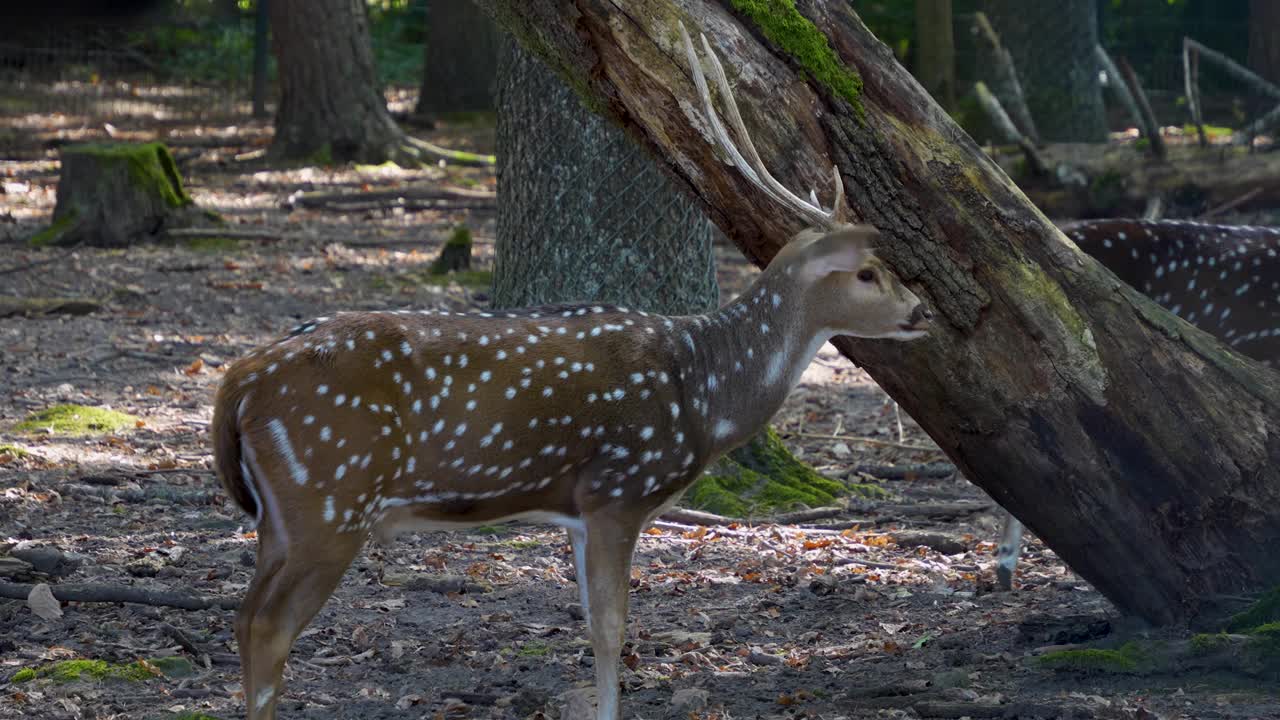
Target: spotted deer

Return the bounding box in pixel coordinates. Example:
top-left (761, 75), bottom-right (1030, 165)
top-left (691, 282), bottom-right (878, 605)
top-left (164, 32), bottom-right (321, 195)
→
top-left (994, 218), bottom-right (1280, 588)
top-left (210, 26), bottom-right (932, 720)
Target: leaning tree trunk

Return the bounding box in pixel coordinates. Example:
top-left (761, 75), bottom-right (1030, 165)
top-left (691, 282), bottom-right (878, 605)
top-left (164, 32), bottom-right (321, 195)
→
top-left (494, 36), bottom-right (832, 516)
top-left (984, 0), bottom-right (1108, 143)
top-left (269, 0), bottom-right (408, 163)
top-left (415, 0), bottom-right (500, 119)
top-left (474, 0), bottom-right (1280, 626)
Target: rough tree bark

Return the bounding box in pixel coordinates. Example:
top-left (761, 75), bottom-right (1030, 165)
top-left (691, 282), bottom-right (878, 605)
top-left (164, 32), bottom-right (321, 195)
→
top-left (492, 39), bottom-right (717, 313)
top-left (473, 0), bottom-right (1280, 626)
top-left (416, 0), bottom-right (500, 119)
top-left (913, 0), bottom-right (954, 110)
top-left (269, 0), bottom-right (409, 163)
top-left (983, 0), bottom-right (1108, 142)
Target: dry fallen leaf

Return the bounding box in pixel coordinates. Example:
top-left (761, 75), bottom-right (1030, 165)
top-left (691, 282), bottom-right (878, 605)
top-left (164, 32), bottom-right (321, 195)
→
top-left (27, 583), bottom-right (63, 620)
top-left (183, 358), bottom-right (205, 375)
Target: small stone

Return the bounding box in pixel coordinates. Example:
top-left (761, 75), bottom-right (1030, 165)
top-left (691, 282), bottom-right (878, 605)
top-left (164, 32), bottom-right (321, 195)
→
top-left (12, 544), bottom-right (78, 578)
top-left (831, 442), bottom-right (851, 458)
top-left (747, 648), bottom-right (785, 666)
top-left (670, 688), bottom-right (710, 711)
top-left (809, 575), bottom-right (837, 596)
top-left (126, 559), bottom-right (161, 578)
top-left (559, 687), bottom-right (596, 720)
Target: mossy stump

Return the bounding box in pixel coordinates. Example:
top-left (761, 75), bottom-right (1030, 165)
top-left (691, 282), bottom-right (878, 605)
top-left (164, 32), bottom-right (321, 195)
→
top-left (430, 226), bottom-right (474, 275)
top-left (686, 427), bottom-right (864, 517)
top-left (32, 142), bottom-right (218, 247)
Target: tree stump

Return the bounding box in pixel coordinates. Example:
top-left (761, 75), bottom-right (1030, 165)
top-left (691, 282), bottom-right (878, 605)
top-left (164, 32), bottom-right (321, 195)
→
top-left (430, 226), bottom-right (473, 275)
top-left (31, 142), bottom-right (214, 247)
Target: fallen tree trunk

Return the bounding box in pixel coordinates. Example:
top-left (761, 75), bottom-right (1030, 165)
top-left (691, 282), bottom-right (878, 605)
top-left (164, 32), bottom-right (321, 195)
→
top-left (476, 0), bottom-right (1280, 626)
top-left (992, 142), bottom-right (1280, 217)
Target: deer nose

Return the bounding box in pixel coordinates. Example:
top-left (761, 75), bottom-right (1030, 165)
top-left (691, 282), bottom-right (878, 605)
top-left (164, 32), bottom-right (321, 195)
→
top-left (909, 304), bottom-right (933, 327)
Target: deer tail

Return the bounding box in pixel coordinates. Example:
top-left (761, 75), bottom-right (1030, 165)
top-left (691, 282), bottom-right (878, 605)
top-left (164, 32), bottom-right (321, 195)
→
top-left (211, 381), bottom-right (262, 527)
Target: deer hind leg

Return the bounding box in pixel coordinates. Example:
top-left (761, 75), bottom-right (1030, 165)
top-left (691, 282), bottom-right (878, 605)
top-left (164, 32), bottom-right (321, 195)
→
top-left (995, 512), bottom-right (1023, 591)
top-left (582, 511), bottom-right (642, 720)
top-left (567, 526), bottom-right (591, 625)
top-left (237, 523), bottom-right (364, 719)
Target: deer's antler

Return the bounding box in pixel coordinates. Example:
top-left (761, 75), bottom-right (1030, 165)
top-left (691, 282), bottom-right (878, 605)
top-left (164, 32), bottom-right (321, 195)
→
top-left (678, 21), bottom-right (845, 229)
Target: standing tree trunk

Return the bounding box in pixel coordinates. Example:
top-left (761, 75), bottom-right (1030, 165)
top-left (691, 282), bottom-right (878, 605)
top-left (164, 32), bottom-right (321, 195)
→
top-left (492, 39), bottom-right (717, 313)
top-left (416, 0), bottom-right (500, 119)
top-left (1249, 0), bottom-right (1280, 86)
top-left (494, 37), bottom-right (835, 516)
top-left (269, 0), bottom-right (409, 163)
top-left (914, 0), bottom-right (955, 110)
top-left (983, 0), bottom-right (1108, 142)
top-left (474, 0), bottom-right (1280, 626)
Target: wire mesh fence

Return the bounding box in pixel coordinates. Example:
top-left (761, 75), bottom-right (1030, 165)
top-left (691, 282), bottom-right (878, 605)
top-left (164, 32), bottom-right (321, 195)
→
top-left (0, 20), bottom-right (255, 124)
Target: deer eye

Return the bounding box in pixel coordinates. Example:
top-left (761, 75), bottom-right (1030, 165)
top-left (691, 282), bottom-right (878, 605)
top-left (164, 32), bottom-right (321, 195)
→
top-left (856, 269), bottom-right (876, 283)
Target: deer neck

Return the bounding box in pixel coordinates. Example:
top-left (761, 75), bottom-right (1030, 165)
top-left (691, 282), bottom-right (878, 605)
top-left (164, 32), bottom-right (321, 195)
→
top-left (676, 269), bottom-right (828, 458)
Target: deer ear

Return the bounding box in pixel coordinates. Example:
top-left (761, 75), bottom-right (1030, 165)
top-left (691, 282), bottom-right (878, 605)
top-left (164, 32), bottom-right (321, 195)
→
top-left (801, 225), bottom-right (877, 278)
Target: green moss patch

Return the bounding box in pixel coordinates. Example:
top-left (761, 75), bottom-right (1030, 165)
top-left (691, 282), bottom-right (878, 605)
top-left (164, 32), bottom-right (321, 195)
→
top-left (517, 641), bottom-right (551, 657)
top-left (1183, 124), bottom-right (1234, 140)
top-left (686, 427), bottom-right (864, 516)
top-left (12, 656), bottom-right (198, 685)
top-left (1227, 587), bottom-right (1280, 632)
top-left (0, 444), bottom-right (30, 458)
top-left (15, 659), bottom-right (151, 684)
top-left (1035, 642), bottom-right (1149, 674)
top-left (14, 404), bottom-right (138, 435)
top-left (28, 209), bottom-right (79, 248)
top-left (729, 0), bottom-right (863, 112)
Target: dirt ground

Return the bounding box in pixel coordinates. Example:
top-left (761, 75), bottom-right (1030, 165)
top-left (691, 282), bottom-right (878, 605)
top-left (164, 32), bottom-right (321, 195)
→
top-left (1, 115), bottom-right (1277, 720)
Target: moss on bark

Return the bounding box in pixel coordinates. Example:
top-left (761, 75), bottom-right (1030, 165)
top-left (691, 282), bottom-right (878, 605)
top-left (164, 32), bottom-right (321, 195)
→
top-left (728, 0), bottom-right (863, 113)
top-left (1227, 586), bottom-right (1280, 632)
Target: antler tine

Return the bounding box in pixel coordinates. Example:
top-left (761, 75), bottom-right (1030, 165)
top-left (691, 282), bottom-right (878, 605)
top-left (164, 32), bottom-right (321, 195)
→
top-left (678, 21), bottom-right (842, 229)
top-left (679, 22), bottom-right (789, 212)
top-left (829, 163), bottom-right (845, 224)
top-left (697, 33), bottom-right (832, 226)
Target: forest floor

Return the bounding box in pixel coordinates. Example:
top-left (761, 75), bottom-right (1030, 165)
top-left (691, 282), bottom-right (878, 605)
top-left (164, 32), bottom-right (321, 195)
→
top-left (0, 111), bottom-right (1277, 720)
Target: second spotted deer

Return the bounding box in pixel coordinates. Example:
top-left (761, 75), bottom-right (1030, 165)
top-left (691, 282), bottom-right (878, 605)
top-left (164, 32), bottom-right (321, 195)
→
top-left (210, 26), bottom-right (931, 720)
